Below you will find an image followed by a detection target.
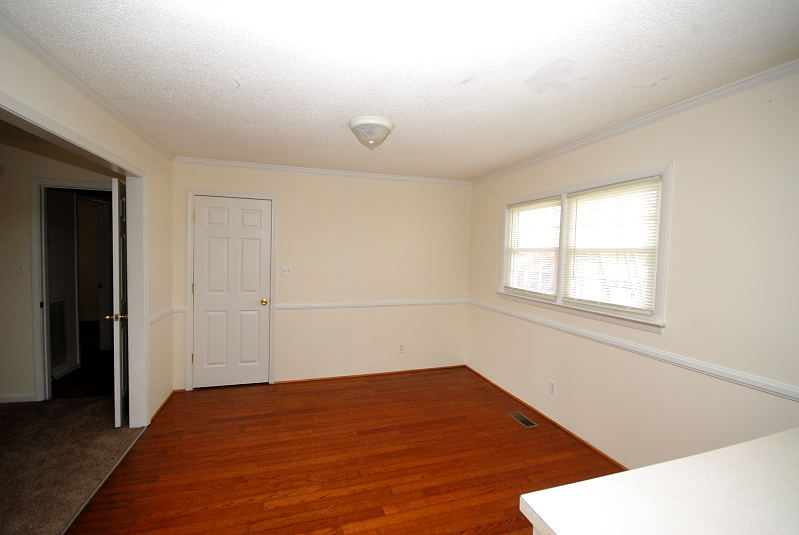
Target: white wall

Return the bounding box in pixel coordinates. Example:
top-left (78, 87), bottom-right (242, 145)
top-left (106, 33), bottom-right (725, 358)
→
top-left (172, 161), bottom-right (471, 385)
top-left (467, 70), bottom-right (799, 468)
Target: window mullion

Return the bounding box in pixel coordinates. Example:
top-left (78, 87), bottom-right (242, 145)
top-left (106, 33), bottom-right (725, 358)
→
top-left (555, 192), bottom-right (568, 305)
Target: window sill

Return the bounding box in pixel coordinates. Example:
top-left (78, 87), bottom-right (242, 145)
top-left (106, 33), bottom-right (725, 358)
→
top-left (495, 289), bottom-right (665, 333)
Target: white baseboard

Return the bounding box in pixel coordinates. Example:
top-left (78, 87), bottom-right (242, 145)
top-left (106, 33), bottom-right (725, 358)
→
top-left (0, 393), bottom-right (36, 403)
top-left (51, 361), bottom-right (80, 380)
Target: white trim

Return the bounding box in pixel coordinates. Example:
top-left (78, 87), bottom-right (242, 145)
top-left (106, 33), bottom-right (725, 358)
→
top-left (185, 190), bottom-right (277, 390)
top-left (148, 305), bottom-right (186, 325)
top-left (175, 299), bottom-right (467, 312)
top-left (51, 362), bottom-right (80, 381)
top-left (185, 191), bottom-right (193, 391)
top-left (28, 178), bottom-right (149, 425)
top-left (4, 0), bottom-right (796, 188)
top-left (269, 200), bottom-right (278, 384)
top-left (174, 156), bottom-right (471, 186)
top-left (655, 165), bottom-right (673, 323)
top-left (274, 298), bottom-right (469, 310)
top-left (469, 300), bottom-right (799, 402)
top-left (0, 93), bottom-right (147, 179)
top-left (495, 290), bottom-right (663, 333)
top-left (475, 59), bottom-right (799, 184)
top-left (185, 189), bottom-right (277, 201)
top-left (126, 177), bottom-right (149, 428)
top-left (3, 57), bottom-right (150, 426)
top-left (502, 164), bottom-right (673, 207)
top-left (0, 393), bottom-right (36, 403)
top-left (0, 11), bottom-right (174, 161)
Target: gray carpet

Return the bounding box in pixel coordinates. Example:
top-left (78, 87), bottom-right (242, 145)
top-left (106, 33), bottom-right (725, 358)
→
top-left (0, 397), bottom-right (143, 535)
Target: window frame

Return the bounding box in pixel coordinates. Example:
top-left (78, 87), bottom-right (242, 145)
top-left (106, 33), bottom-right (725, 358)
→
top-left (498, 164), bottom-right (672, 330)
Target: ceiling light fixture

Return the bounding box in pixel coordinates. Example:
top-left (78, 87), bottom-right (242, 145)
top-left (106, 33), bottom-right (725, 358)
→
top-left (349, 116), bottom-right (393, 150)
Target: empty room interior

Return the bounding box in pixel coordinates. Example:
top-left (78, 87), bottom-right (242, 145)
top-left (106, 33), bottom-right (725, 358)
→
top-left (1, 1), bottom-right (798, 534)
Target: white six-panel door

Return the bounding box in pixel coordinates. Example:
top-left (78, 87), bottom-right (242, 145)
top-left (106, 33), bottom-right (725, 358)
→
top-left (193, 195), bottom-right (272, 388)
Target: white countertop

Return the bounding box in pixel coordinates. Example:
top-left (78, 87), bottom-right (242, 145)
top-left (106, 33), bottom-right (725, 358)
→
top-left (520, 427), bottom-right (799, 535)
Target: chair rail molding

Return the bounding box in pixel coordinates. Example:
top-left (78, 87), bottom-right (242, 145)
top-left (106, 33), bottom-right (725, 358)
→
top-left (274, 298), bottom-right (469, 310)
top-left (469, 300), bottom-right (799, 402)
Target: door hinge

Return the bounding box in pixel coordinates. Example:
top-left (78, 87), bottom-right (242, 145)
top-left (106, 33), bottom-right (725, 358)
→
top-left (191, 283), bottom-right (195, 294)
top-left (191, 353), bottom-right (195, 363)
top-left (192, 210), bottom-right (196, 222)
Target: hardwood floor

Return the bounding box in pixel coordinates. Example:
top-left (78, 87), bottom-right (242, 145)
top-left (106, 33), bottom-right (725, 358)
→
top-left (68, 367), bottom-right (622, 534)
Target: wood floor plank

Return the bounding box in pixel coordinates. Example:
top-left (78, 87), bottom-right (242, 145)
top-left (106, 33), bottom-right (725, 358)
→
top-left (67, 367), bottom-right (621, 534)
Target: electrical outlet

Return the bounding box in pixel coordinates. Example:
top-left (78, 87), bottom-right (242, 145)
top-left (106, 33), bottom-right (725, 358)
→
top-left (280, 264), bottom-right (293, 276)
top-left (549, 379), bottom-right (557, 395)
top-left (15, 261), bottom-right (25, 274)
top-left (398, 344), bottom-right (406, 353)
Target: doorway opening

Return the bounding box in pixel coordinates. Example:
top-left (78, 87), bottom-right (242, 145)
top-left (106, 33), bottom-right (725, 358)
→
top-left (0, 107), bottom-right (148, 428)
top-left (45, 187), bottom-right (114, 399)
top-left (32, 177), bottom-right (129, 427)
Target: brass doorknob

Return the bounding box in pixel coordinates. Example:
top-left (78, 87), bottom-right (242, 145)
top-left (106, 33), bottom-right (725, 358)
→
top-left (260, 298), bottom-right (268, 306)
top-left (104, 314), bottom-right (114, 320)
top-left (103, 314), bottom-right (129, 321)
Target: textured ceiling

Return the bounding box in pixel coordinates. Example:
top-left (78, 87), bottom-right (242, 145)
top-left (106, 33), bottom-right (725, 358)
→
top-left (1, 1), bottom-right (798, 181)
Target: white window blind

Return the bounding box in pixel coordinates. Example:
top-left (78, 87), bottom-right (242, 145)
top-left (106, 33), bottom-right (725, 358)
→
top-left (502, 172), bottom-right (667, 325)
top-left (563, 177), bottom-right (661, 314)
top-left (505, 197), bottom-right (561, 297)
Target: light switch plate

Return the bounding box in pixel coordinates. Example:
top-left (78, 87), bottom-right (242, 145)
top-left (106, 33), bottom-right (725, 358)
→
top-left (281, 264), bottom-right (293, 276)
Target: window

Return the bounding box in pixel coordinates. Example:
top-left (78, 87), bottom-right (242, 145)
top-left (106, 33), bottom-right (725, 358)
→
top-left (506, 198), bottom-right (561, 297)
top-left (502, 172), bottom-right (668, 325)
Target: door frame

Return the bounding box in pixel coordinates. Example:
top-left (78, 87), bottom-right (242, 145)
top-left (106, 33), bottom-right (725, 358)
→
top-left (4, 97), bottom-right (149, 427)
top-left (185, 190), bottom-right (277, 390)
top-left (34, 180), bottom-right (110, 398)
top-left (30, 178), bottom-right (148, 427)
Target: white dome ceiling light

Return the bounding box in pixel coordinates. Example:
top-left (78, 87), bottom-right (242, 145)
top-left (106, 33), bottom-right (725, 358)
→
top-left (349, 116), bottom-right (394, 150)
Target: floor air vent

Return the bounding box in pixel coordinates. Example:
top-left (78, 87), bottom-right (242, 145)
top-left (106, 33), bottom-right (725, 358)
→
top-left (508, 412), bottom-right (538, 428)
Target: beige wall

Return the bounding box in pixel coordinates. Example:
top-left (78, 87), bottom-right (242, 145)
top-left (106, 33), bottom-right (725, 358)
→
top-left (172, 161), bottom-right (471, 385)
top-left (468, 71), bottom-right (799, 468)
top-left (0, 31), bottom-right (174, 415)
top-left (0, 143), bottom-right (111, 399)
top-left (3, 23), bottom-right (796, 467)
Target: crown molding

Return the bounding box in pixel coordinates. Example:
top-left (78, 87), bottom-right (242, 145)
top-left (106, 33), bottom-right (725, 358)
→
top-left (173, 156), bottom-right (472, 186)
top-left (0, 9), bottom-right (175, 162)
top-left (5, 3), bottom-right (795, 188)
top-left (474, 59), bottom-right (799, 184)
